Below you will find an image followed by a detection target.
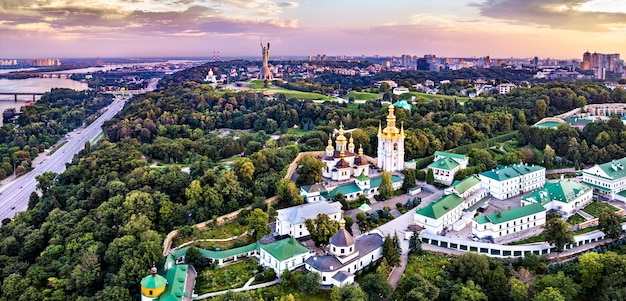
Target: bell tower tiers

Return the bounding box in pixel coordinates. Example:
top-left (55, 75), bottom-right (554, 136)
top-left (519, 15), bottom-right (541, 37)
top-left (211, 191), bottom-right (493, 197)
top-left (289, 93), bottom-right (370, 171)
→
top-left (377, 105), bottom-right (405, 172)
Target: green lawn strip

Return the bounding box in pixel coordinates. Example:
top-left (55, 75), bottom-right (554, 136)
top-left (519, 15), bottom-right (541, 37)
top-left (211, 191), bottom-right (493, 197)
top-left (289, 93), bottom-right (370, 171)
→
top-left (509, 226), bottom-right (600, 245)
top-left (398, 91), bottom-right (470, 103)
top-left (48, 140), bottom-right (68, 155)
top-left (345, 91), bottom-right (382, 100)
top-left (195, 259), bottom-right (259, 294)
top-left (582, 202), bottom-right (620, 217)
top-left (172, 222), bottom-right (250, 247)
top-left (347, 103), bottom-right (359, 110)
top-left (286, 128), bottom-right (308, 136)
top-left (566, 214), bottom-right (586, 225)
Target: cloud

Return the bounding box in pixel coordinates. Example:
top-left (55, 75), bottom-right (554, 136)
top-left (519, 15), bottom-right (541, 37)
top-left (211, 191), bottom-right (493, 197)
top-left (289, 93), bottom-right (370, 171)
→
top-left (472, 0), bottom-right (626, 31)
top-left (0, 0), bottom-right (299, 39)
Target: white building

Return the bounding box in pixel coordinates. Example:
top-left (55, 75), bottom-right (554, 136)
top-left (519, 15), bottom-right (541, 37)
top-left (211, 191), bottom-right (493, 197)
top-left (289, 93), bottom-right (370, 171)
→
top-left (415, 175), bottom-right (488, 234)
top-left (428, 151), bottom-right (469, 185)
top-left (479, 163), bottom-right (546, 200)
top-left (259, 237), bottom-right (313, 275)
top-left (583, 158), bottom-right (626, 201)
top-left (377, 105), bottom-right (405, 172)
top-left (495, 83), bottom-right (517, 95)
top-left (374, 80), bottom-right (398, 89)
top-left (275, 202), bottom-right (342, 238)
top-left (521, 179), bottom-right (593, 217)
top-left (305, 221), bottom-right (383, 287)
top-left (473, 203), bottom-right (546, 239)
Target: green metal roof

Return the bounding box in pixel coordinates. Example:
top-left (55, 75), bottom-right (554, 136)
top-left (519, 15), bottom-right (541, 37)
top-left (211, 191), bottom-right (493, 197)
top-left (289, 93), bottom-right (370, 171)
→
top-left (428, 157), bottom-right (460, 171)
top-left (618, 190), bottom-right (626, 197)
top-left (140, 273), bottom-right (167, 289)
top-left (585, 158), bottom-right (626, 180)
top-left (261, 237), bottom-right (310, 261)
top-left (583, 181), bottom-right (611, 192)
top-left (160, 265), bottom-right (189, 301)
top-left (452, 175), bottom-right (481, 194)
top-left (416, 194), bottom-right (464, 219)
top-left (170, 242), bottom-right (260, 260)
top-left (355, 171), bottom-right (369, 182)
top-left (370, 175), bottom-right (403, 188)
top-left (522, 180), bottom-right (591, 205)
top-left (434, 151), bottom-right (467, 161)
top-left (476, 203), bottom-right (545, 225)
top-left (479, 164), bottom-right (544, 181)
top-left (322, 183), bottom-right (362, 199)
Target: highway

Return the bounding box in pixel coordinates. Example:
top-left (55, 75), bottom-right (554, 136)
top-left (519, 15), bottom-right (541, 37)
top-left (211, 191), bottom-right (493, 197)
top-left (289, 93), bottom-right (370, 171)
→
top-left (0, 95), bottom-right (129, 221)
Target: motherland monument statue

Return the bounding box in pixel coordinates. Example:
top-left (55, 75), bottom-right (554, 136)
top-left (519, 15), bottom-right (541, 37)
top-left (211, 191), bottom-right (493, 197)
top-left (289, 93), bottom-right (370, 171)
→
top-left (258, 38), bottom-right (273, 80)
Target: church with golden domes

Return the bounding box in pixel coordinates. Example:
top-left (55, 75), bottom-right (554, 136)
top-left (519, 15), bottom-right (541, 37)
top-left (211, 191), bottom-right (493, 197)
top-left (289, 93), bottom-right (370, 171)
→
top-left (377, 105), bottom-right (405, 172)
top-left (321, 122), bottom-right (370, 182)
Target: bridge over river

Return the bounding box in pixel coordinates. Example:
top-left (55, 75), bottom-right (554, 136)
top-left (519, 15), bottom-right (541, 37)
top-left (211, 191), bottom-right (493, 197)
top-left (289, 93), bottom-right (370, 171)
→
top-left (0, 92), bottom-right (45, 102)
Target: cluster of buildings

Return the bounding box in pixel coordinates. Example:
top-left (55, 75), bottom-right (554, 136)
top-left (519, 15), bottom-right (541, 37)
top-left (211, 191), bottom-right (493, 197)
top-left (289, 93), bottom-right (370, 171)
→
top-left (581, 52), bottom-right (624, 80)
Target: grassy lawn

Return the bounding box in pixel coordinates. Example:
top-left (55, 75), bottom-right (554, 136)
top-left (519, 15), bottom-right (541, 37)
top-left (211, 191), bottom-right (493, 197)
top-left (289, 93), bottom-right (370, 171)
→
top-left (567, 214), bottom-right (586, 225)
top-left (195, 259), bottom-right (260, 294)
top-left (346, 91), bottom-right (382, 100)
top-left (347, 103), bottom-right (359, 110)
top-left (398, 91), bottom-right (471, 103)
top-left (390, 253), bottom-right (453, 299)
top-left (286, 128), bottom-right (309, 136)
top-left (172, 221), bottom-right (250, 247)
top-left (510, 226), bottom-right (600, 245)
top-left (270, 89), bottom-right (332, 100)
top-left (582, 201), bottom-right (620, 217)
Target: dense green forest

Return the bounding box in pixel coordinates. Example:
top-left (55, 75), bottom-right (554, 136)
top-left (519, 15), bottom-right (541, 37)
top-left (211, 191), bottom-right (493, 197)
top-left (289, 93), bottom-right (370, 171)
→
top-left (1, 63), bottom-right (626, 300)
top-left (0, 89), bottom-right (111, 180)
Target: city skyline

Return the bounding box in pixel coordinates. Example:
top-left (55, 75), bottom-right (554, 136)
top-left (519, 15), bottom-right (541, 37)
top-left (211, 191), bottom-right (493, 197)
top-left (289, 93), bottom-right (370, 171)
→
top-left (1, 0), bottom-right (625, 59)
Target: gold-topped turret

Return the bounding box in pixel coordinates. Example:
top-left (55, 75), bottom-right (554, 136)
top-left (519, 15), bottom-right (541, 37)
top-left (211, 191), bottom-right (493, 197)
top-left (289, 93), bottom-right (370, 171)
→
top-left (378, 121), bottom-right (382, 136)
top-left (380, 105), bottom-right (401, 140)
top-left (335, 122), bottom-right (347, 151)
top-left (348, 134), bottom-right (355, 153)
top-left (358, 144), bottom-right (364, 156)
top-left (339, 218), bottom-right (346, 230)
top-left (401, 122), bottom-right (405, 138)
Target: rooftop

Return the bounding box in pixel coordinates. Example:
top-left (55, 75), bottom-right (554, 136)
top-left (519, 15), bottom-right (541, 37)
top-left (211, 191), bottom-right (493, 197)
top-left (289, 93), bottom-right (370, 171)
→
top-left (584, 157), bottom-right (626, 180)
top-left (479, 163), bottom-right (544, 181)
top-left (416, 194), bottom-right (464, 219)
top-left (452, 175), bottom-right (481, 195)
top-left (276, 201), bottom-right (342, 224)
top-left (475, 203), bottom-right (545, 225)
top-left (428, 157), bottom-right (460, 171)
top-left (522, 179), bottom-right (591, 205)
top-left (306, 233), bottom-right (383, 272)
top-left (301, 183), bottom-right (326, 194)
top-left (434, 151), bottom-right (467, 161)
top-left (261, 237), bottom-right (310, 262)
top-left (160, 265), bottom-right (190, 301)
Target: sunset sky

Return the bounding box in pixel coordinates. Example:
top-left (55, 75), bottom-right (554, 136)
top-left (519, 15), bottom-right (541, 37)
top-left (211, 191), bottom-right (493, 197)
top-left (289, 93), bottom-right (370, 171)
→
top-left (1, 0), bottom-right (625, 59)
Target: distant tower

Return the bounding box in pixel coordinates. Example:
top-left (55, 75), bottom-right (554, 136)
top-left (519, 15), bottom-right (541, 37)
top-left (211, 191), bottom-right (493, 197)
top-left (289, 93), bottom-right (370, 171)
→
top-left (258, 39), bottom-right (273, 80)
top-left (213, 51), bottom-right (216, 62)
top-left (377, 105), bottom-right (405, 172)
top-left (140, 267), bottom-right (167, 301)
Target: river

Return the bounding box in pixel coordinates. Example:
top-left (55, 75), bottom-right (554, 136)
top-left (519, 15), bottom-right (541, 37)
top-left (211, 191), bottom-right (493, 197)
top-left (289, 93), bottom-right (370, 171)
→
top-left (0, 77), bottom-right (89, 125)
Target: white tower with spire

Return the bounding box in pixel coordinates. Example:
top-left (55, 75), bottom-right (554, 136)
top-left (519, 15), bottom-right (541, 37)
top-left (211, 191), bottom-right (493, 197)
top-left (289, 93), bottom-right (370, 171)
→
top-left (377, 105), bottom-right (405, 172)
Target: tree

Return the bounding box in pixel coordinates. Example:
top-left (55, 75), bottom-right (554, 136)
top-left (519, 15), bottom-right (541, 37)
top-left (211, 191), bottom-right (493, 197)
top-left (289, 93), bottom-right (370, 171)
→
top-left (297, 272), bottom-right (321, 294)
top-left (379, 171), bottom-right (394, 198)
top-left (542, 218), bottom-right (574, 255)
top-left (450, 280), bottom-right (487, 301)
top-left (402, 168), bottom-right (417, 190)
top-left (393, 231), bottom-right (402, 255)
top-left (533, 287), bottom-right (565, 301)
top-left (185, 246), bottom-right (202, 265)
top-left (533, 271), bottom-right (579, 301)
top-left (330, 285), bottom-right (342, 301)
top-left (36, 171), bottom-right (57, 194)
top-left (247, 208), bottom-right (270, 240)
top-left (361, 272), bottom-right (392, 301)
top-left (408, 228), bottom-right (422, 255)
top-left (341, 285), bottom-right (367, 301)
top-left (383, 234), bottom-right (400, 267)
top-left (277, 178), bottom-right (303, 205)
top-left (356, 212), bottom-right (366, 222)
top-left (598, 208), bottom-right (623, 242)
top-left (234, 157), bottom-right (255, 182)
top-left (305, 214), bottom-right (339, 246)
top-left (508, 278), bottom-right (529, 301)
top-left (543, 144), bottom-right (555, 168)
top-left (394, 274), bottom-right (439, 301)
top-left (426, 168), bottom-right (435, 184)
top-left (535, 99), bottom-right (547, 119)
top-left (296, 154), bottom-right (324, 186)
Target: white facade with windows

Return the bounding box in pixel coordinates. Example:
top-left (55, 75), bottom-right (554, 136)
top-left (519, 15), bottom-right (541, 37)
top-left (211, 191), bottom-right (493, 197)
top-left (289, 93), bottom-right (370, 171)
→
top-left (473, 203), bottom-right (547, 239)
top-left (275, 202), bottom-right (342, 238)
top-left (583, 158), bottom-right (626, 200)
top-left (479, 163), bottom-right (545, 200)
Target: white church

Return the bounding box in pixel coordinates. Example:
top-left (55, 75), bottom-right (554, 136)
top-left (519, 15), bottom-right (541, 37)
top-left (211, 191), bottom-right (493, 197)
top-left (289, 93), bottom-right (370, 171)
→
top-left (301, 105), bottom-right (405, 202)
